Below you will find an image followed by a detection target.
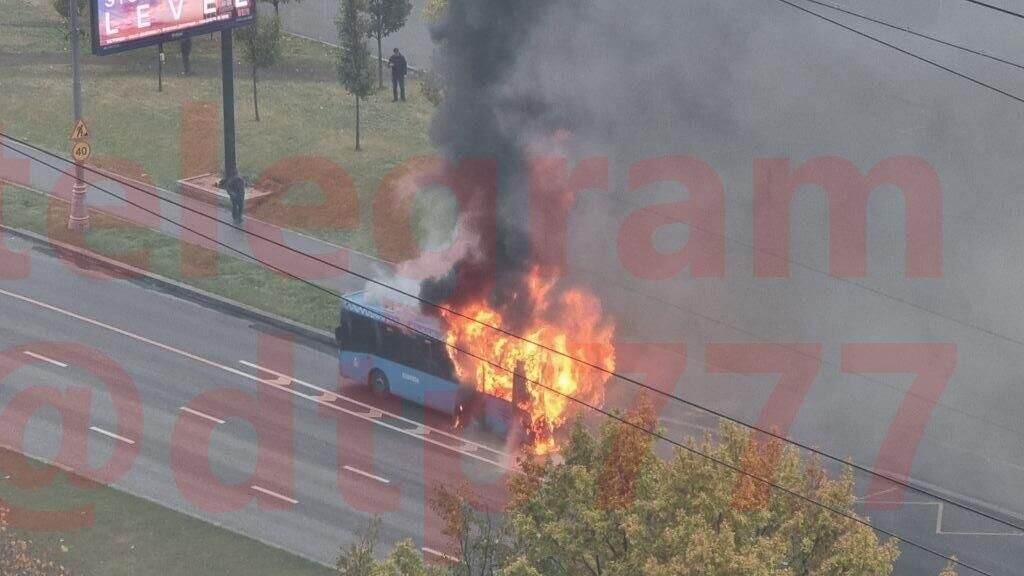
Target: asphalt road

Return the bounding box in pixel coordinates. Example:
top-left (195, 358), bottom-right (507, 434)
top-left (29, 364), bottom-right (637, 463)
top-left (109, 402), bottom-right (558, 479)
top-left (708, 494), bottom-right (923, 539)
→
top-left (0, 235), bottom-right (511, 566)
top-left (2, 227), bottom-right (1021, 575)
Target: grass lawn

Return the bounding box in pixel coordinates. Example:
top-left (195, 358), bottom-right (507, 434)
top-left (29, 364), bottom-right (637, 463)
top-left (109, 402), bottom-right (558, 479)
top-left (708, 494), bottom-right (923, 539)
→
top-left (3, 184), bottom-right (342, 332)
top-left (0, 0), bottom-right (454, 254)
top-left (0, 8), bottom-right (449, 571)
top-left (0, 448), bottom-right (335, 576)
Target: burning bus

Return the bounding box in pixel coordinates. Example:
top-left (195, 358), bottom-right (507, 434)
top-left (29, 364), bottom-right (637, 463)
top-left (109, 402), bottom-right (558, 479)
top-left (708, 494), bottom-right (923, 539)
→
top-left (335, 265), bottom-right (617, 454)
top-left (334, 290), bottom-right (532, 442)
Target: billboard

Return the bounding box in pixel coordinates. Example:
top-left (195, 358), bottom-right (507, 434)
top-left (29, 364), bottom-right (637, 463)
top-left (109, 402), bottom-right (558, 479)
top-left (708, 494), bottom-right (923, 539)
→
top-left (91, 0), bottom-right (255, 56)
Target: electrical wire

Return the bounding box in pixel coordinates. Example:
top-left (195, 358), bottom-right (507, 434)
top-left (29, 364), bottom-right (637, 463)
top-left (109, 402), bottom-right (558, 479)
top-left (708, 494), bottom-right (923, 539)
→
top-left (804, 0), bottom-right (1024, 71)
top-left (0, 141), bottom-right (1003, 575)
top-left (3, 133), bottom-right (1024, 539)
top-left (960, 0), bottom-right (1024, 20)
top-left (775, 0), bottom-right (1024, 106)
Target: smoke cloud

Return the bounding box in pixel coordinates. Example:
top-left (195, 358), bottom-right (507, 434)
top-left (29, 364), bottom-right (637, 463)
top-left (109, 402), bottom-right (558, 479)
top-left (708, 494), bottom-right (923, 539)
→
top-left (419, 0), bottom-right (1024, 515)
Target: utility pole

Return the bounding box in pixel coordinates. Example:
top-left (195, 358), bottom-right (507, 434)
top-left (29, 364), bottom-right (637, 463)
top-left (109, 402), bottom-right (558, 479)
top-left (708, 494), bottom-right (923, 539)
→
top-left (67, 0), bottom-right (90, 231)
top-left (221, 29), bottom-right (245, 224)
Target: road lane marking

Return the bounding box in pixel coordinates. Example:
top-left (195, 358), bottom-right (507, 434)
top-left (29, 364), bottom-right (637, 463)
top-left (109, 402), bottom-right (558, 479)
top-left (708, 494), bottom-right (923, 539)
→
top-left (89, 426), bottom-right (135, 445)
top-left (343, 465), bottom-right (391, 484)
top-left (23, 350), bottom-right (68, 368)
top-left (251, 485), bottom-right (298, 505)
top-left (856, 485), bottom-right (899, 502)
top-left (421, 547), bottom-right (459, 563)
top-left (237, 361), bottom-right (503, 457)
top-left (0, 288), bottom-right (516, 472)
top-left (180, 406), bottom-right (226, 425)
top-left (861, 501), bottom-right (1024, 537)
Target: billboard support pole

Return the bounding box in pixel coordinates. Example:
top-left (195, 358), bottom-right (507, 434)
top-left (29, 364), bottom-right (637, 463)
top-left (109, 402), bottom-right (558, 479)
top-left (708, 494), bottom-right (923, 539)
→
top-left (221, 29), bottom-right (245, 224)
top-left (67, 0), bottom-right (90, 231)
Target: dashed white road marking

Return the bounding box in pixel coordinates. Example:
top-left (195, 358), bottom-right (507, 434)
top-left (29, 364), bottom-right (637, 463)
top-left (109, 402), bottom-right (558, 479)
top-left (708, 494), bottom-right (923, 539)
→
top-left (343, 465), bottom-right (391, 484)
top-left (89, 426), bottom-right (135, 445)
top-left (180, 406), bottom-right (226, 425)
top-left (0, 287), bottom-right (515, 472)
top-left (251, 485), bottom-right (299, 505)
top-left (421, 547), bottom-right (459, 563)
top-left (237, 361), bottom-right (507, 464)
top-left (23, 350), bottom-right (68, 368)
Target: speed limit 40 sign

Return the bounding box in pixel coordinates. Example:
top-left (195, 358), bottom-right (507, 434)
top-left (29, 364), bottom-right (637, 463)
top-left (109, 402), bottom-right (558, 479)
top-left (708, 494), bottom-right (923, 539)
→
top-left (71, 140), bottom-right (91, 163)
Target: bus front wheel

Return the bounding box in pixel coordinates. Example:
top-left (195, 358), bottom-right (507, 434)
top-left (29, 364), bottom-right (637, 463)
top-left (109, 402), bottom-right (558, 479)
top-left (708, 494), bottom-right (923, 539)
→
top-left (368, 370), bottom-right (390, 398)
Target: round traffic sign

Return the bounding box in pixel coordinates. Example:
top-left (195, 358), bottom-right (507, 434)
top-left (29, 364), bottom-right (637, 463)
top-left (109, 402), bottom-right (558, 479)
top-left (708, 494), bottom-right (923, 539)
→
top-left (72, 141), bottom-right (91, 163)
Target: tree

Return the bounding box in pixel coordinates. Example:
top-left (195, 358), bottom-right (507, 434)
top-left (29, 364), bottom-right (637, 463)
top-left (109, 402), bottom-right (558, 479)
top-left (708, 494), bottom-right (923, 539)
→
top-left (336, 517), bottom-right (447, 576)
top-left (430, 483), bottom-right (511, 576)
top-left (422, 0), bottom-right (446, 22)
top-left (236, 15), bottom-right (283, 122)
top-left (343, 399), bottom-right (963, 575)
top-left (503, 402), bottom-right (904, 576)
top-left (0, 505), bottom-right (72, 575)
top-left (260, 0), bottom-right (301, 16)
top-left (364, 0), bottom-right (412, 89)
top-left (337, 0), bottom-right (374, 151)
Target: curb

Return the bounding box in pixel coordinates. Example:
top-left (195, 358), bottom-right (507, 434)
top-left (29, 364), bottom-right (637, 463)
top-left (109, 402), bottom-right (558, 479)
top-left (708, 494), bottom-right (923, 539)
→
top-left (1, 224), bottom-right (338, 353)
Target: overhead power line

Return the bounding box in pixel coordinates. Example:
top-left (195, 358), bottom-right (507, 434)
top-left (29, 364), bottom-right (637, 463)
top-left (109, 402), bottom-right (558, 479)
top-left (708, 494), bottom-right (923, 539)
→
top-left (806, 0), bottom-right (1024, 71)
top-left (3, 134), bottom-right (1023, 543)
top-left (961, 0), bottom-right (1024, 19)
top-left (776, 0), bottom-right (1024, 106)
top-left (0, 140), bottom-right (1003, 576)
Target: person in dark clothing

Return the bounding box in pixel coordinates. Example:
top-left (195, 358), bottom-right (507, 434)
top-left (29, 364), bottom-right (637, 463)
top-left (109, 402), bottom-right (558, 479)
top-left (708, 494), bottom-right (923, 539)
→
top-left (388, 48), bottom-right (408, 102)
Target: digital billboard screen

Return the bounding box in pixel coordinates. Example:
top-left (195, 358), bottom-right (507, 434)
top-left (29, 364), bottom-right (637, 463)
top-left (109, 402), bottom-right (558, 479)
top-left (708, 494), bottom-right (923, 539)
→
top-left (91, 0), bottom-right (255, 56)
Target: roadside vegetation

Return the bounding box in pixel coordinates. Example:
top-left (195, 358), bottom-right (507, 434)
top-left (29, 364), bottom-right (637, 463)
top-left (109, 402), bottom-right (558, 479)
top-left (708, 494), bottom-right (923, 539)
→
top-left (0, 0), bottom-right (437, 250)
top-left (0, 448), bottom-right (334, 576)
top-left (339, 401), bottom-right (963, 576)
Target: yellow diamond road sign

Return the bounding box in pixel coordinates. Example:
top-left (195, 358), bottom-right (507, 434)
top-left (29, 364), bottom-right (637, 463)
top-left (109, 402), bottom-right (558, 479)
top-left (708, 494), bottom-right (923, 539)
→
top-left (69, 120), bottom-right (89, 141)
top-left (72, 141), bottom-right (91, 163)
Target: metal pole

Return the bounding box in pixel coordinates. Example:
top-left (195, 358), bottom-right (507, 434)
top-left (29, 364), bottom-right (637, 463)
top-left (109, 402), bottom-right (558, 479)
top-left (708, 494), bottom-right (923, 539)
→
top-left (221, 29), bottom-right (245, 223)
top-left (158, 43), bottom-right (164, 92)
top-left (222, 30), bottom-right (237, 180)
top-left (67, 0), bottom-right (89, 231)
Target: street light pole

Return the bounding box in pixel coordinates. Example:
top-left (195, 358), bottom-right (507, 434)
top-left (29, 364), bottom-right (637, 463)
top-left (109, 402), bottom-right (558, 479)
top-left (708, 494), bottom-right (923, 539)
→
top-left (221, 29), bottom-right (245, 223)
top-left (67, 0), bottom-right (90, 231)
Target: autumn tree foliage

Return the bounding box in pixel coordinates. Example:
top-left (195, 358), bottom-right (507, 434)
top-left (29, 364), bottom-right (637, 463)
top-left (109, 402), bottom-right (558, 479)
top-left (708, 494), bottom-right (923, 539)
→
top-left (505, 404), bottom-right (902, 576)
top-left (336, 517), bottom-right (447, 576)
top-left (0, 505), bottom-right (71, 576)
top-left (340, 401), bottom-right (962, 576)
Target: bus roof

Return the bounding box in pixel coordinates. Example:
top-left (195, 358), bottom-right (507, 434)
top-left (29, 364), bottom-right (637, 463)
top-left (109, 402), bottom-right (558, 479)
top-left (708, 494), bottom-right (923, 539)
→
top-left (341, 290), bottom-right (444, 339)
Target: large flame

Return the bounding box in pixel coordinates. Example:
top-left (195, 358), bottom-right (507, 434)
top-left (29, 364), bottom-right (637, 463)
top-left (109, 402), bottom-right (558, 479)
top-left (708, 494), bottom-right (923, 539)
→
top-left (441, 268), bottom-right (616, 454)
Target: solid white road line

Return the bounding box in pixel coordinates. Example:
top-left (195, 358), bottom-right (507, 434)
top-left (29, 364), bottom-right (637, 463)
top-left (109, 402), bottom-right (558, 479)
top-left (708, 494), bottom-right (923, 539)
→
top-left (22, 350), bottom-right (68, 368)
top-left (0, 287), bottom-right (516, 472)
top-left (89, 426), bottom-right (135, 445)
top-left (343, 465), bottom-right (391, 484)
top-left (180, 406), bottom-right (226, 425)
top-left (251, 485), bottom-right (299, 505)
top-left (863, 501), bottom-right (1024, 537)
top-left (421, 547), bottom-right (459, 563)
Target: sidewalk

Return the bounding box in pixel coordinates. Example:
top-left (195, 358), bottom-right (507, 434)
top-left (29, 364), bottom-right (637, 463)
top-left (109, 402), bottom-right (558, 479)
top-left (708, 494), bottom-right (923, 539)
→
top-left (1, 138), bottom-right (394, 300)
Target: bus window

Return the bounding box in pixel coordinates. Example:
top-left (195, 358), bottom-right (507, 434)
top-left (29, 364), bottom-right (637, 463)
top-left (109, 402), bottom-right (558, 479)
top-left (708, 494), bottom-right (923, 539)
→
top-left (381, 324), bottom-right (410, 365)
top-left (349, 314), bottom-right (380, 355)
top-left (430, 340), bottom-right (455, 381)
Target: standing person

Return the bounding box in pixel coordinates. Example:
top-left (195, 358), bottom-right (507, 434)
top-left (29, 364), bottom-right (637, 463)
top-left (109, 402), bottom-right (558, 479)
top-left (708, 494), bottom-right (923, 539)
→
top-left (388, 48), bottom-right (408, 102)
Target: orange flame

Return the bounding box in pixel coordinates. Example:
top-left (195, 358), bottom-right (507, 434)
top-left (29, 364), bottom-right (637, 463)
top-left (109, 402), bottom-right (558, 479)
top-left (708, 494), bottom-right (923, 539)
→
top-left (441, 268), bottom-right (616, 454)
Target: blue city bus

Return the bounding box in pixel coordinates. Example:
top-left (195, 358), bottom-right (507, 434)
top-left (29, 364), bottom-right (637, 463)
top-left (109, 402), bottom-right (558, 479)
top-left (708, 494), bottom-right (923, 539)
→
top-left (335, 291), bottom-right (528, 438)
